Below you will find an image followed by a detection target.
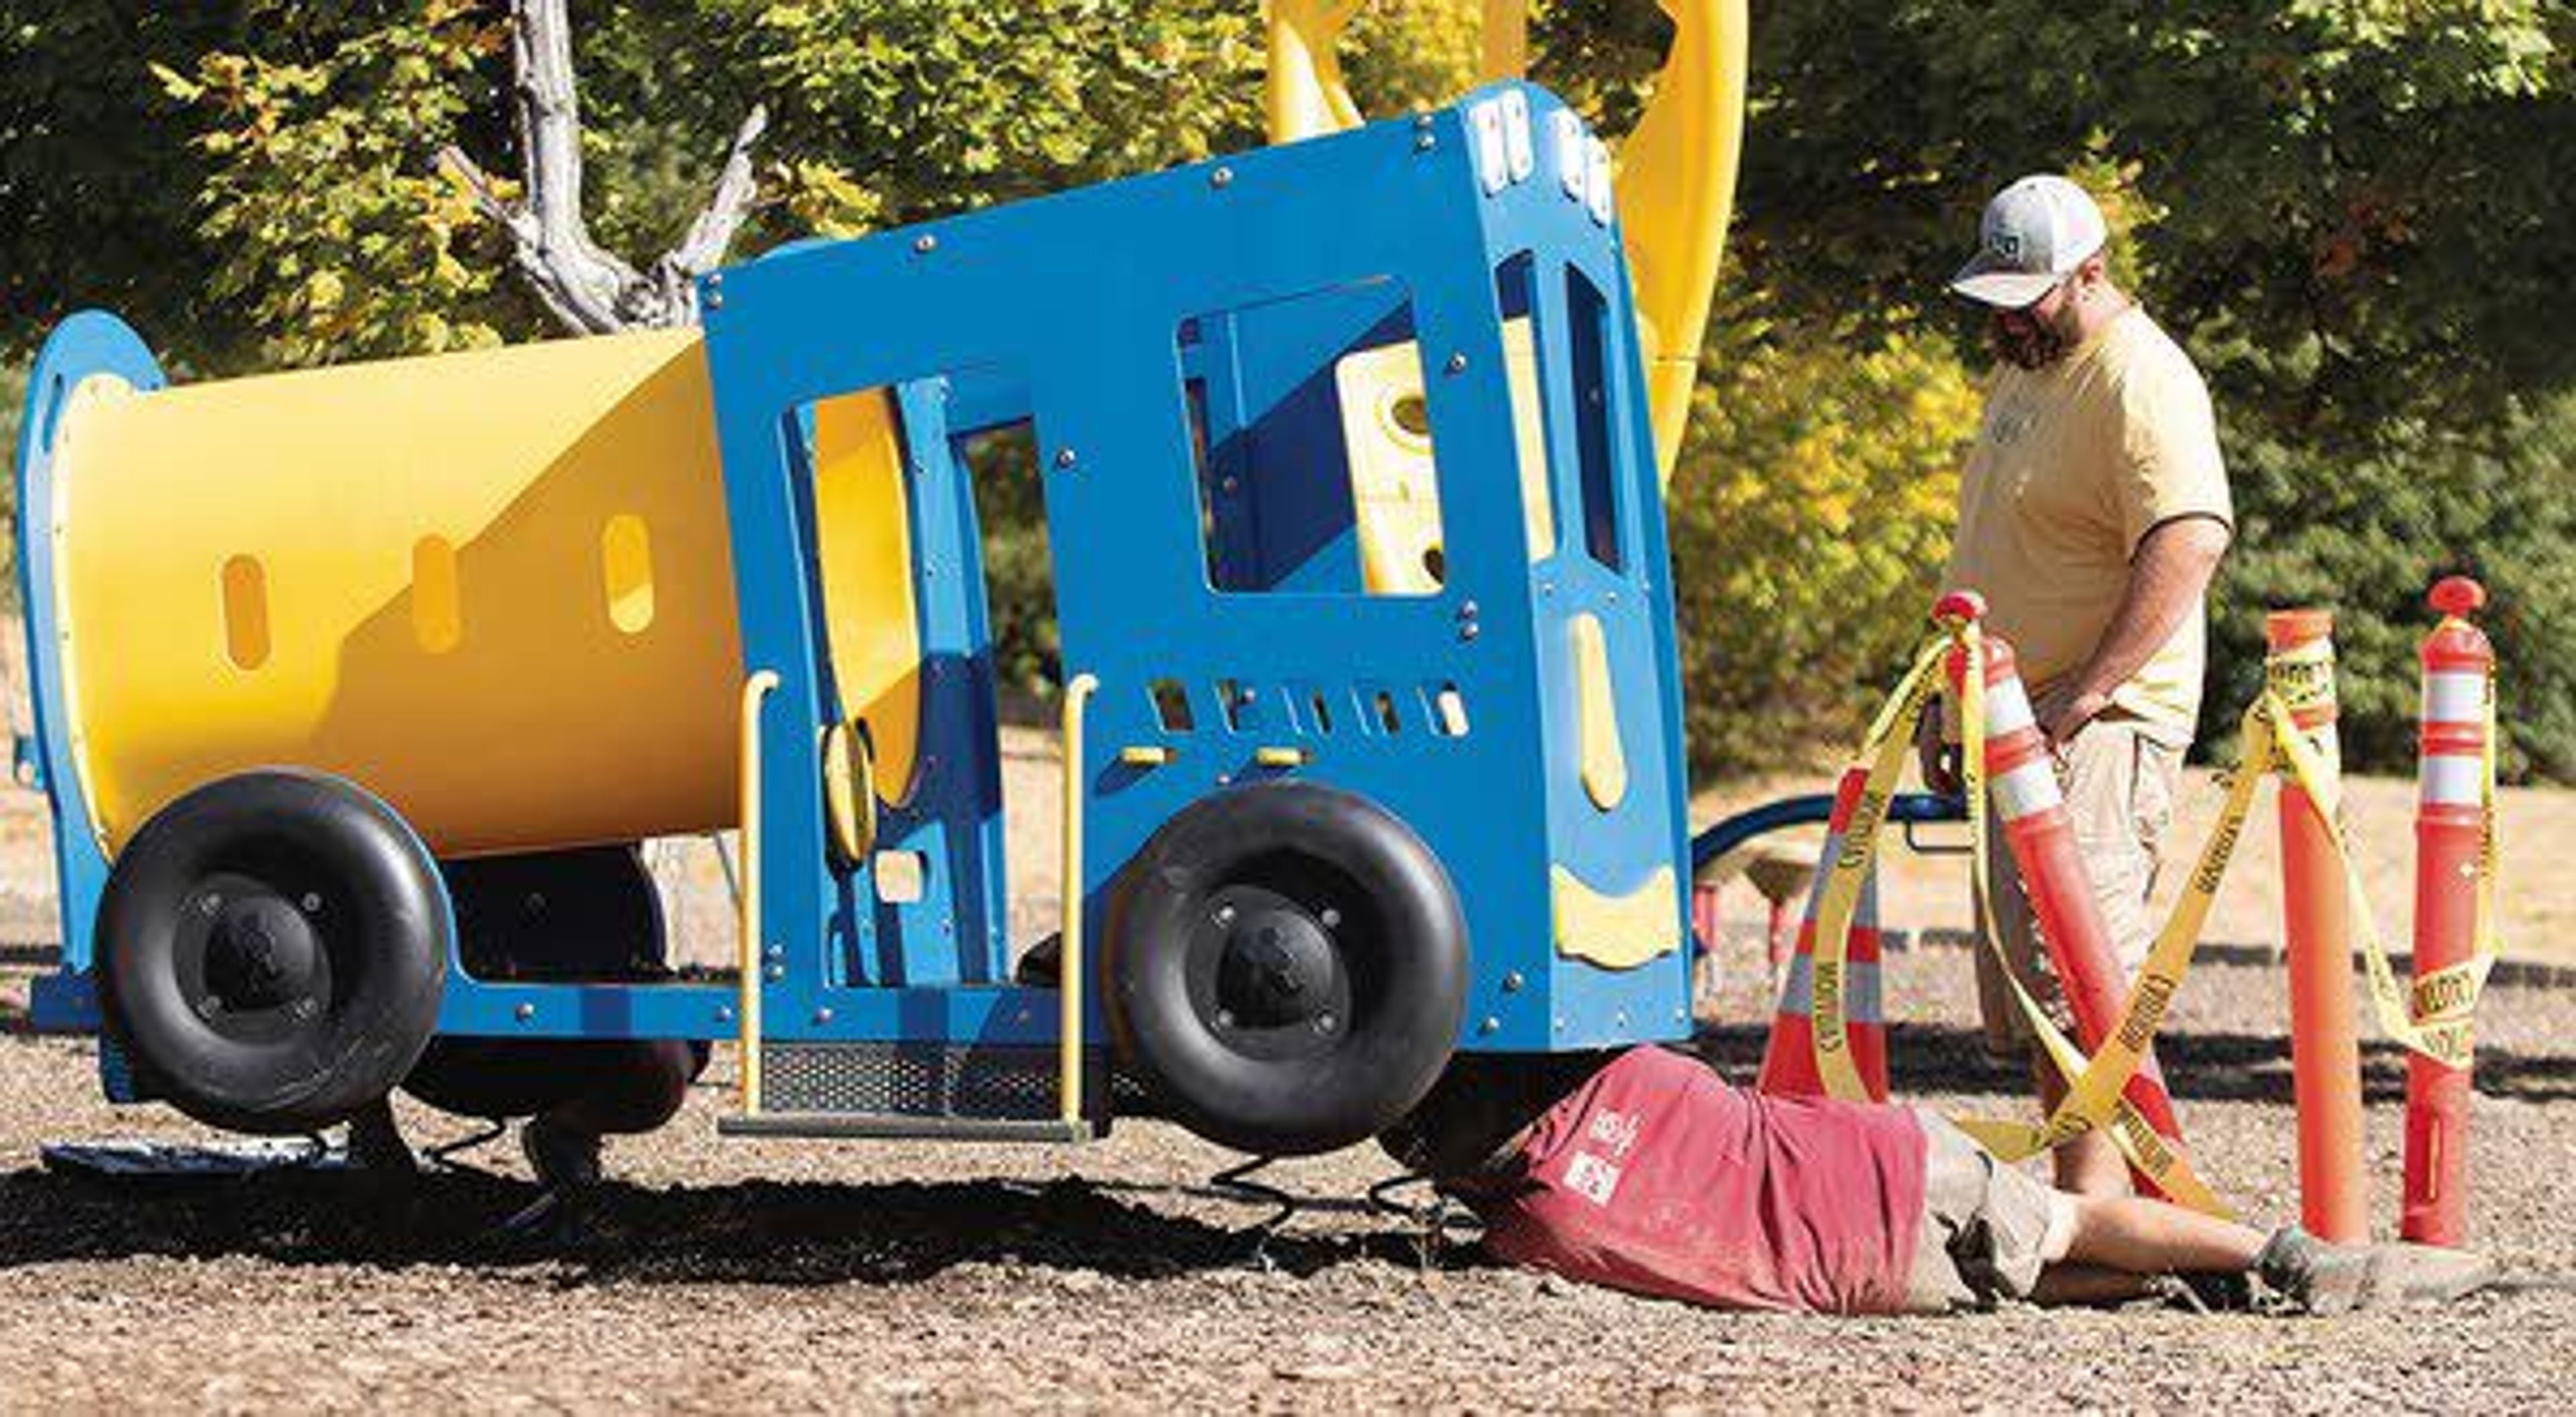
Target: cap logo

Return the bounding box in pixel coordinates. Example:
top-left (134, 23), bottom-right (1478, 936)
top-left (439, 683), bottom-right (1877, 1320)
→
top-left (1992, 232), bottom-right (2022, 261)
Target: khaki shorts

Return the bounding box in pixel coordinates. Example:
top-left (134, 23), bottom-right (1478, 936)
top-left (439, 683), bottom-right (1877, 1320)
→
top-left (1972, 712), bottom-right (2184, 1055)
top-left (1906, 1110), bottom-right (2078, 1312)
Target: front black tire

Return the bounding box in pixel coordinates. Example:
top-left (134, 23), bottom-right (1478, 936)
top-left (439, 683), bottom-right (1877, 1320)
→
top-left (1103, 782), bottom-right (1468, 1156)
top-left (97, 770), bottom-right (450, 1135)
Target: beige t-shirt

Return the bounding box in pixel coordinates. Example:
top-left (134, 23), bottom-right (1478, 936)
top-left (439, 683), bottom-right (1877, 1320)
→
top-left (1941, 306), bottom-right (2232, 742)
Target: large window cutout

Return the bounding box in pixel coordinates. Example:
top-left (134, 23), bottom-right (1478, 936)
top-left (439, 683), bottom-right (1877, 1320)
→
top-left (1566, 268), bottom-right (1624, 574)
top-left (1179, 278), bottom-right (1448, 596)
top-left (1493, 254), bottom-right (1556, 564)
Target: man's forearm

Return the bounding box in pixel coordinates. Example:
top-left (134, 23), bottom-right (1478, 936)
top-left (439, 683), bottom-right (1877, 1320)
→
top-left (2067, 516), bottom-right (2231, 699)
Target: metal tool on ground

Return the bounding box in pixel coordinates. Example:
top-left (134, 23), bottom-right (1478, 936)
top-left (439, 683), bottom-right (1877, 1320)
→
top-left (2405, 576), bottom-right (2495, 1247)
top-left (2267, 609), bottom-right (2369, 1243)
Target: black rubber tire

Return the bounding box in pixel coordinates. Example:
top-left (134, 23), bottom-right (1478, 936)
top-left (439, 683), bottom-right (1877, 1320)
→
top-left (1102, 782), bottom-right (1467, 1156)
top-left (97, 770), bottom-right (450, 1135)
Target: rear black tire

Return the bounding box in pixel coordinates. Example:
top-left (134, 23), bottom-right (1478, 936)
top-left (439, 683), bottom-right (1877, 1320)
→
top-left (1103, 782), bottom-right (1467, 1156)
top-left (97, 770), bottom-right (449, 1135)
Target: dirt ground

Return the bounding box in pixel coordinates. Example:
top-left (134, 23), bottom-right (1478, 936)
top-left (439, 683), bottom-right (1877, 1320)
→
top-left (0, 724), bottom-right (2573, 1411)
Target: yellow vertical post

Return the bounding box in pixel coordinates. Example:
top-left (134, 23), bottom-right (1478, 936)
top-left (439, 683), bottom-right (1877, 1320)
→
top-left (1478, 0), bottom-right (1527, 81)
top-left (1059, 674), bottom-right (1100, 1126)
top-left (1618, 0), bottom-right (1748, 488)
top-left (1266, 0), bottom-right (1366, 142)
top-left (736, 670), bottom-right (780, 1116)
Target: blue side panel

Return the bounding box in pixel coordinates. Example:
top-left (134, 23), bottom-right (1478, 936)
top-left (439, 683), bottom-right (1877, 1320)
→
top-left (697, 82), bottom-right (1684, 1055)
top-left (14, 312), bottom-right (168, 1038)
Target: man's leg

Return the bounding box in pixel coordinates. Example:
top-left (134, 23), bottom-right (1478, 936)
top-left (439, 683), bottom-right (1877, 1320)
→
top-left (1972, 823), bottom-right (2129, 1197)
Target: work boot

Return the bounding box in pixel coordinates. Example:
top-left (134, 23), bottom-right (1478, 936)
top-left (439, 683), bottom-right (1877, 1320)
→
top-left (2257, 1226), bottom-right (2496, 1314)
top-left (520, 1112), bottom-right (604, 1191)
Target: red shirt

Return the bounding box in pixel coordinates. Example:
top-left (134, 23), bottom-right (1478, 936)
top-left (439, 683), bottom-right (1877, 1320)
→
top-left (1462, 1047), bottom-right (1928, 1314)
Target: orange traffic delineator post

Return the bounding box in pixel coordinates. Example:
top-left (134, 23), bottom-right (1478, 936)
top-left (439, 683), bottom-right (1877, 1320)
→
top-left (2267, 609), bottom-right (2370, 1243)
top-left (2404, 577), bottom-right (2491, 1246)
top-left (1757, 767), bottom-right (1890, 1102)
top-left (1939, 594), bottom-right (2189, 1197)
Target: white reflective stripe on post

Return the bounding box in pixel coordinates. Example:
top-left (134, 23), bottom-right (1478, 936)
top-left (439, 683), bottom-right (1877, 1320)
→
top-left (1983, 678), bottom-right (2037, 737)
top-left (1991, 759), bottom-right (2061, 821)
top-left (1774, 954), bottom-right (1885, 1024)
top-left (1797, 827), bottom-right (1847, 923)
top-left (2424, 671), bottom-right (2484, 726)
top-left (2420, 754), bottom-right (2482, 807)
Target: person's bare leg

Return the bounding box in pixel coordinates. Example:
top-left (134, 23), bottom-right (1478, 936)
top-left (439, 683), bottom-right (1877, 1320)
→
top-left (2057, 1192), bottom-right (2266, 1275)
top-left (2034, 1057), bottom-right (2130, 1198)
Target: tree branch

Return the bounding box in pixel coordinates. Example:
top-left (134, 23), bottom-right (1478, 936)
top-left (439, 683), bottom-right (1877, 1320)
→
top-left (447, 0), bottom-right (769, 333)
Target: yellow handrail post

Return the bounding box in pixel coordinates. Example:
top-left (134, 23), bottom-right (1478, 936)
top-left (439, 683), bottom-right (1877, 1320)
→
top-left (736, 670), bottom-right (780, 1116)
top-left (1059, 673), bottom-right (1101, 1126)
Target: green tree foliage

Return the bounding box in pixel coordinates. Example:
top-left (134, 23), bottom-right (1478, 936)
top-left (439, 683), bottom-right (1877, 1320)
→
top-left (1668, 315), bottom-right (1979, 773)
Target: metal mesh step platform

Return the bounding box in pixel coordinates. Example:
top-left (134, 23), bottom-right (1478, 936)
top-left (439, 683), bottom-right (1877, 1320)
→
top-left (716, 1041), bottom-right (1117, 1143)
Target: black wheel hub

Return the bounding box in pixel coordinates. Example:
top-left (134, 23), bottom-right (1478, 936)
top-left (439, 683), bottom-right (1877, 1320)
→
top-left (205, 893), bottom-right (320, 1010)
top-left (1195, 884), bottom-right (1354, 1051)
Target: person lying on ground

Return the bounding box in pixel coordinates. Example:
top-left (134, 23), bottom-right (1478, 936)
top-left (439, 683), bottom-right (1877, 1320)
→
top-left (1381, 1044), bottom-right (2492, 1316)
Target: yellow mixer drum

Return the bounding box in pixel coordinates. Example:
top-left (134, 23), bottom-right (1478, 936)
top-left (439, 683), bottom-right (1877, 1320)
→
top-left (48, 330), bottom-right (750, 858)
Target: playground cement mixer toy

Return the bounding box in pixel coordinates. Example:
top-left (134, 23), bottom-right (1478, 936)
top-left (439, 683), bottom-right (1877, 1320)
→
top-left (13, 83), bottom-right (1695, 1158)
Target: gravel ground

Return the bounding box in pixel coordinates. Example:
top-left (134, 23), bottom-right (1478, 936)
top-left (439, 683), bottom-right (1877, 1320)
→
top-left (0, 940), bottom-right (2571, 1414)
top-left (0, 717), bottom-right (2571, 1411)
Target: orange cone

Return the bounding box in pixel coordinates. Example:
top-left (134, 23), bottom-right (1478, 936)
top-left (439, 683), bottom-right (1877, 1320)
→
top-left (2404, 577), bottom-right (2491, 1246)
top-left (2268, 608), bottom-right (2369, 1243)
top-left (1941, 593), bottom-right (2190, 1198)
top-left (1758, 768), bottom-right (1890, 1102)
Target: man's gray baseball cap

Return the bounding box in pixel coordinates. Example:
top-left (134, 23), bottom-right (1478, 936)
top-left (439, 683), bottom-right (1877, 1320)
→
top-left (1949, 174), bottom-right (2108, 308)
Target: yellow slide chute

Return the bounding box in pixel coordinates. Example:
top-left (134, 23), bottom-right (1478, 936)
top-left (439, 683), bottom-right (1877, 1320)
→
top-left (1263, 0), bottom-right (1747, 489)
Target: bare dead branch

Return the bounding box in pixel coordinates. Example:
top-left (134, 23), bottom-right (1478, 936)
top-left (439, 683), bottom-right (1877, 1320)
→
top-left (448, 0), bottom-right (769, 332)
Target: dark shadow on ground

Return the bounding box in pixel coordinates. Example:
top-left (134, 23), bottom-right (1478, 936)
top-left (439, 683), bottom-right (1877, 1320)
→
top-left (0, 1165), bottom-right (1466, 1286)
top-left (1696, 1023), bottom-right (2576, 1105)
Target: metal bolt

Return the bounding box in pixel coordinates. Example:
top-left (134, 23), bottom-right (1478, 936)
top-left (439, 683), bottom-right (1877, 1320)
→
top-left (1215, 1008), bottom-right (1236, 1030)
top-left (1479, 1016), bottom-right (1500, 1035)
top-left (1414, 111), bottom-right (1436, 129)
top-left (765, 964), bottom-right (786, 982)
top-left (1214, 903), bottom-right (1237, 927)
top-left (514, 1002), bottom-right (535, 1022)
top-left (1554, 1016), bottom-right (1568, 1032)
top-left (1220, 476), bottom-right (1240, 494)
top-left (1210, 166), bottom-right (1234, 189)
top-left (195, 997), bottom-right (221, 1020)
top-left (299, 892), bottom-right (323, 914)
top-left (1502, 970), bottom-right (1523, 993)
top-left (765, 944), bottom-right (786, 962)
top-left (715, 1006), bottom-right (734, 1024)
top-left (1055, 448), bottom-right (1078, 468)
top-left (1314, 1011), bottom-right (1338, 1035)
top-left (1414, 134), bottom-right (1436, 153)
top-left (1614, 1010), bottom-right (1629, 1029)
top-left (292, 998), bottom-right (319, 1020)
top-left (1445, 352), bottom-right (1468, 374)
top-left (1458, 600), bottom-right (1479, 621)
top-left (199, 894), bottom-right (223, 917)
top-left (705, 291), bottom-right (723, 311)
top-left (814, 1007), bottom-right (835, 1025)
top-left (914, 233), bottom-right (938, 254)
top-left (1319, 906), bottom-right (1342, 930)
top-left (1459, 623), bottom-right (1479, 642)
top-left (1673, 1007), bottom-right (1688, 1023)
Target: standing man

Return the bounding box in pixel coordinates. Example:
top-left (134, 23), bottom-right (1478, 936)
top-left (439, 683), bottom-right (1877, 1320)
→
top-left (1917, 175), bottom-right (2234, 1197)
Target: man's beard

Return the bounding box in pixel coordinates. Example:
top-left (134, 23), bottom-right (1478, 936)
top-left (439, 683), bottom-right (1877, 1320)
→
top-left (1990, 308), bottom-right (2070, 370)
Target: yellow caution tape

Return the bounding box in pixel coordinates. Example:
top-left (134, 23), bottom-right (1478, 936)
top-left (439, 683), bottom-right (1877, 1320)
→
top-left (2265, 647), bottom-right (2500, 1070)
top-left (1805, 621), bottom-right (2250, 1217)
